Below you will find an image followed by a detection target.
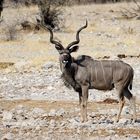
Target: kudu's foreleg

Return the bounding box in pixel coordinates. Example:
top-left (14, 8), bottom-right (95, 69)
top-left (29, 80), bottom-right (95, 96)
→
top-left (80, 85), bottom-right (88, 122)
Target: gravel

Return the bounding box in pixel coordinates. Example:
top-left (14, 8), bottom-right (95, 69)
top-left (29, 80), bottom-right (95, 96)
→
top-left (0, 59), bottom-right (139, 139)
top-left (1, 103), bottom-right (140, 139)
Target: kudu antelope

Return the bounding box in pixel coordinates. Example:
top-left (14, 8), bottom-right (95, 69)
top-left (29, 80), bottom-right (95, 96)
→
top-left (45, 21), bottom-right (136, 123)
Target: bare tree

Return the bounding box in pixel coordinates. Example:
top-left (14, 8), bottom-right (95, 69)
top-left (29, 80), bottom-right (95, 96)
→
top-left (37, 0), bottom-right (66, 30)
top-left (0, 0), bottom-right (4, 18)
top-left (44, 21), bottom-right (136, 123)
top-left (120, 0), bottom-right (140, 19)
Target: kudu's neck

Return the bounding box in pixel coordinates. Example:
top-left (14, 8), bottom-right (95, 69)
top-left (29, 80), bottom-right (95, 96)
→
top-left (60, 56), bottom-right (79, 90)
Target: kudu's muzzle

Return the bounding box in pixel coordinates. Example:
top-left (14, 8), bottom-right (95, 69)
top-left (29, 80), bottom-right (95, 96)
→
top-left (62, 60), bottom-right (69, 65)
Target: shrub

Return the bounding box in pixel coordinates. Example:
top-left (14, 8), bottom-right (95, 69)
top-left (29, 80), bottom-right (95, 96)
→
top-left (37, 0), bottom-right (66, 30)
top-left (0, 0), bottom-right (4, 18)
top-left (5, 24), bottom-right (18, 41)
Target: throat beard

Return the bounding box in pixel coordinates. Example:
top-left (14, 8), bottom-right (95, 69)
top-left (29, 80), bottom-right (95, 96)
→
top-left (61, 73), bottom-right (72, 89)
top-left (60, 63), bottom-right (81, 92)
top-left (61, 64), bottom-right (75, 89)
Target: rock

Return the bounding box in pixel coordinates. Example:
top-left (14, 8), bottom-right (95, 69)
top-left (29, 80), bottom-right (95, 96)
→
top-left (1, 133), bottom-right (14, 140)
top-left (35, 125), bottom-right (41, 131)
top-left (108, 129), bottom-right (115, 135)
top-left (90, 124), bottom-right (98, 131)
top-left (49, 119), bottom-right (56, 128)
top-left (20, 121), bottom-right (30, 127)
top-left (2, 111), bottom-right (13, 121)
top-left (14, 61), bottom-right (32, 72)
top-left (12, 105), bottom-right (28, 119)
top-left (31, 108), bottom-right (45, 117)
top-left (57, 108), bottom-right (65, 116)
top-left (0, 76), bottom-right (9, 82)
top-left (60, 121), bottom-right (67, 127)
top-left (48, 109), bottom-right (56, 117)
top-left (47, 86), bottom-right (54, 91)
top-left (42, 62), bottom-right (54, 70)
top-left (14, 105), bottom-right (25, 111)
top-left (118, 118), bottom-right (131, 125)
top-left (68, 118), bottom-right (80, 129)
top-left (122, 106), bottom-right (131, 115)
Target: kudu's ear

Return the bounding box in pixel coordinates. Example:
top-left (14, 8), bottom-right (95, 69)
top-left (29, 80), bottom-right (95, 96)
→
top-left (68, 45), bottom-right (79, 53)
top-left (55, 45), bottom-right (63, 53)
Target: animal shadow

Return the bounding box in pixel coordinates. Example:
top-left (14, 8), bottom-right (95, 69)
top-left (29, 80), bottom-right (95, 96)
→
top-left (135, 119), bottom-right (140, 123)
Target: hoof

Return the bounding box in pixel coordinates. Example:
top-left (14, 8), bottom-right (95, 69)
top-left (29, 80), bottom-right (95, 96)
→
top-left (114, 119), bottom-right (119, 124)
top-left (80, 118), bottom-right (88, 123)
top-left (131, 119), bottom-right (136, 124)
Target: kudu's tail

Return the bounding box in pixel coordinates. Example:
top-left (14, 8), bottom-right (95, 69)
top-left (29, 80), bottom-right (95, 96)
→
top-left (129, 69), bottom-right (134, 90)
top-left (129, 78), bottom-right (133, 90)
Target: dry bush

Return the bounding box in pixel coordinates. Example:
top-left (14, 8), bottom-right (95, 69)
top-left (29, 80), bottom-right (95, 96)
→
top-left (61, 0), bottom-right (135, 5)
top-left (7, 0), bottom-right (137, 7)
top-left (4, 0), bottom-right (66, 30)
top-left (10, 0), bottom-right (67, 6)
top-left (0, 62), bottom-right (14, 69)
top-left (10, 0), bottom-right (37, 6)
top-left (4, 23), bottom-right (18, 41)
top-left (120, 0), bottom-right (140, 19)
top-left (0, 6), bottom-right (31, 40)
top-left (0, 0), bottom-right (4, 18)
top-left (37, 0), bottom-right (66, 30)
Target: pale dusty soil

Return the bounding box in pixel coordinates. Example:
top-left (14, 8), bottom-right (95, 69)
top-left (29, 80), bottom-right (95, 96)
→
top-left (0, 100), bottom-right (140, 140)
top-left (0, 2), bottom-right (140, 140)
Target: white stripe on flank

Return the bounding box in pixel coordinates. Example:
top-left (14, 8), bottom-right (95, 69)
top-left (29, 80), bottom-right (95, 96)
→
top-left (100, 61), bottom-right (107, 86)
top-left (94, 63), bottom-right (97, 81)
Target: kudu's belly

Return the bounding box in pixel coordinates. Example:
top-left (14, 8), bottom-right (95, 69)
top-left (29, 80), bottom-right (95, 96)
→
top-left (90, 81), bottom-right (114, 90)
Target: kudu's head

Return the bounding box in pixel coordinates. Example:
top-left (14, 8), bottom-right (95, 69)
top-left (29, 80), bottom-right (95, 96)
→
top-left (46, 21), bottom-right (88, 68)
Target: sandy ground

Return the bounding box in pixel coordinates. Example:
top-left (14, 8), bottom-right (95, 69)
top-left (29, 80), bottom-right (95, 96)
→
top-left (0, 2), bottom-right (140, 140)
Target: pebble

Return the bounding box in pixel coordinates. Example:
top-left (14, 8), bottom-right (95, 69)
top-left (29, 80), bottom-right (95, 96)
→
top-left (0, 60), bottom-right (139, 139)
top-left (1, 133), bottom-right (14, 140)
top-left (2, 111), bottom-right (13, 121)
top-left (48, 109), bottom-right (56, 117)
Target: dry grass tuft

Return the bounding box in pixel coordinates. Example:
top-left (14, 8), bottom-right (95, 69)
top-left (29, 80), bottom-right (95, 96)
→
top-left (0, 62), bottom-right (14, 69)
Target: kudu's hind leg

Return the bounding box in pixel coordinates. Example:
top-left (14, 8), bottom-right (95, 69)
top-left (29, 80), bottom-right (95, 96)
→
top-left (116, 94), bottom-right (125, 123)
top-left (78, 91), bottom-right (82, 105)
top-left (124, 88), bottom-right (136, 123)
top-left (115, 84), bottom-right (126, 123)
